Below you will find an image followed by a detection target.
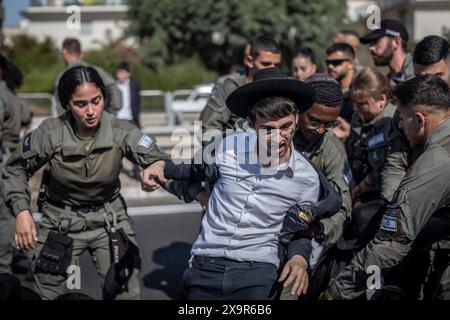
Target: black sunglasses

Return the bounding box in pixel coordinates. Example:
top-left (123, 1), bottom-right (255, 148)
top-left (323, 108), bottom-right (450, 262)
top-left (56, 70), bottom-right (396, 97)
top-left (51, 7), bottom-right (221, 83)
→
top-left (326, 59), bottom-right (350, 66)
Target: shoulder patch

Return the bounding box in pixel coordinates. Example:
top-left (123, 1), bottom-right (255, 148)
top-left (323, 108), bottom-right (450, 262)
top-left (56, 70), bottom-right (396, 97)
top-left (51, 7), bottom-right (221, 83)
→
top-left (380, 208), bottom-right (397, 232)
top-left (138, 135), bottom-right (153, 149)
top-left (343, 162), bottom-right (353, 186)
top-left (22, 133), bottom-right (32, 153)
top-left (368, 133), bottom-right (385, 149)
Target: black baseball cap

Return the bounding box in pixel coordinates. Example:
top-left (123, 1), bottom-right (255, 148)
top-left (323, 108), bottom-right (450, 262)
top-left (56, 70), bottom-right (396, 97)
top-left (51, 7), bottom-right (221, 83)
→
top-left (360, 19), bottom-right (409, 44)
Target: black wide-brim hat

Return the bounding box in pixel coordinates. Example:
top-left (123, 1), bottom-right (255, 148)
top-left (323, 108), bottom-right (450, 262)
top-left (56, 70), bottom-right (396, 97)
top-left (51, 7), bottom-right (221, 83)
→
top-left (226, 67), bottom-right (315, 118)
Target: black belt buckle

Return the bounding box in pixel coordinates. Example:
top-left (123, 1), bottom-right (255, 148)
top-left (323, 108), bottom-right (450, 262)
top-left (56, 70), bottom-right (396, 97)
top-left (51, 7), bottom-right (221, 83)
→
top-left (76, 204), bottom-right (102, 214)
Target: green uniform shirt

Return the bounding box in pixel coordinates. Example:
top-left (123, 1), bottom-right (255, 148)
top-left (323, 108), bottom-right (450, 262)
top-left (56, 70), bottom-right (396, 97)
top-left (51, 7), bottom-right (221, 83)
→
top-left (328, 119), bottom-right (450, 300)
top-left (199, 73), bottom-right (247, 142)
top-left (294, 130), bottom-right (352, 244)
top-left (346, 103), bottom-right (411, 202)
top-left (1, 87), bottom-right (22, 151)
top-left (1, 111), bottom-right (169, 216)
top-left (0, 82), bottom-right (8, 151)
top-left (54, 60), bottom-right (122, 116)
top-left (388, 53), bottom-right (415, 85)
top-left (0, 81), bottom-right (15, 155)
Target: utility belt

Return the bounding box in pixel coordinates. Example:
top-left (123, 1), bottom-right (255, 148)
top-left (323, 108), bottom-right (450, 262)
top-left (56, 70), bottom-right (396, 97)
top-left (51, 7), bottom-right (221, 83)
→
top-left (45, 197), bottom-right (118, 214)
top-left (36, 194), bottom-right (137, 283)
top-left (39, 194), bottom-right (129, 234)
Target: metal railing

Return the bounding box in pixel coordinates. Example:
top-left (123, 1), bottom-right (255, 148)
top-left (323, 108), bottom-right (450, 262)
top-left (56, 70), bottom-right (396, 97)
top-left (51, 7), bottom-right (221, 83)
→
top-left (17, 92), bottom-right (56, 117)
top-left (18, 88), bottom-right (206, 128)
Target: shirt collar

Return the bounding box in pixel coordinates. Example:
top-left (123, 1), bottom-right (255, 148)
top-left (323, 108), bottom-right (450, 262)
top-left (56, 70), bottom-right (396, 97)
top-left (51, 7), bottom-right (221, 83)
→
top-left (425, 118), bottom-right (450, 148)
top-left (61, 111), bottom-right (114, 156)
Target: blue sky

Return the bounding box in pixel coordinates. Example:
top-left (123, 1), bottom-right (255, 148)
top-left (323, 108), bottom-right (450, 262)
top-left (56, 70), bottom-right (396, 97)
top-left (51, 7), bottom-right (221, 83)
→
top-left (4, 0), bottom-right (30, 27)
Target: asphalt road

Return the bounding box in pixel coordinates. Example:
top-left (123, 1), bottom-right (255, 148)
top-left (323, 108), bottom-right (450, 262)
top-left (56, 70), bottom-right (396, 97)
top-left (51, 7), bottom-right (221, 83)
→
top-left (81, 210), bottom-right (203, 300)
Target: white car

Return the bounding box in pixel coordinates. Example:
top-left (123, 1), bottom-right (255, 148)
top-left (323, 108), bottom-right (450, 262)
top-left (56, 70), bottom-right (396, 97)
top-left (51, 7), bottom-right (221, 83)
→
top-left (171, 84), bottom-right (213, 114)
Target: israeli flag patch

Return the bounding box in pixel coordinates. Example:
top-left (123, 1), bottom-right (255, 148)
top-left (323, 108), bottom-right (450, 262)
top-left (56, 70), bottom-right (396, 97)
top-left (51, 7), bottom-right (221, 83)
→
top-left (138, 135), bottom-right (153, 149)
top-left (368, 133), bottom-right (385, 149)
top-left (380, 209), bottom-right (397, 232)
top-left (343, 163), bottom-right (353, 186)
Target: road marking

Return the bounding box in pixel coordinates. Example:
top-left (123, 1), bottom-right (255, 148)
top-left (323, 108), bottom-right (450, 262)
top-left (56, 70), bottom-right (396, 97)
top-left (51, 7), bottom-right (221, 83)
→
top-left (32, 203), bottom-right (203, 221)
top-left (128, 203), bottom-right (203, 216)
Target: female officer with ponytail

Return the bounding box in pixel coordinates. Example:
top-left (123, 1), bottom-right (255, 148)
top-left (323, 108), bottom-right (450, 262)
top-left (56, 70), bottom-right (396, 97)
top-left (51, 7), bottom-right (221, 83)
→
top-left (1, 66), bottom-right (168, 299)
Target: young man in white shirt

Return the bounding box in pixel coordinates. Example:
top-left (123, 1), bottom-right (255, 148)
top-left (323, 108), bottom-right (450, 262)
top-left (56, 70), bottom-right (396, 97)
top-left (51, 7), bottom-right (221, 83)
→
top-left (142, 68), bottom-right (321, 299)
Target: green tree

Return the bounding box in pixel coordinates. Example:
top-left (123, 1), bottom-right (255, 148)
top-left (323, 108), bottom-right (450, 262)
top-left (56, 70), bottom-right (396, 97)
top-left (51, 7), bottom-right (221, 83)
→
top-left (128, 0), bottom-right (347, 73)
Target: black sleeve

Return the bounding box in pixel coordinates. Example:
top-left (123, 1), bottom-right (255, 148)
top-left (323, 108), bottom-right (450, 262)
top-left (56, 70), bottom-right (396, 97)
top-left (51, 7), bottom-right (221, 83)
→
top-left (286, 237), bottom-right (312, 263)
top-left (164, 159), bottom-right (220, 186)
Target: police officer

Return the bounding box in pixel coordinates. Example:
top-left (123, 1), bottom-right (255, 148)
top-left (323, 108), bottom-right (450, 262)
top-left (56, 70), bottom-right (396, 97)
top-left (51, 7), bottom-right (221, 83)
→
top-left (323, 75), bottom-right (450, 300)
top-left (413, 35), bottom-right (449, 84)
top-left (276, 73), bottom-right (352, 300)
top-left (54, 37), bottom-right (122, 116)
top-left (293, 74), bottom-right (352, 246)
top-left (326, 42), bottom-right (356, 131)
top-left (0, 66), bottom-right (168, 299)
top-left (0, 53), bottom-right (16, 274)
top-left (346, 67), bottom-right (411, 204)
top-left (0, 58), bottom-right (34, 280)
top-left (199, 35), bottom-right (281, 143)
top-left (360, 19), bottom-right (414, 85)
top-left (412, 35), bottom-right (450, 300)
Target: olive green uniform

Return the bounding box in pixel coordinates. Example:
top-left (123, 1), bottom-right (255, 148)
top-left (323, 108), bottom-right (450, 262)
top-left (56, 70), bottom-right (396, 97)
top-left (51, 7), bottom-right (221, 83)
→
top-left (327, 119), bottom-right (450, 300)
top-left (54, 60), bottom-right (122, 116)
top-left (346, 103), bottom-right (411, 202)
top-left (0, 111), bottom-right (169, 299)
top-left (388, 53), bottom-right (415, 85)
top-left (294, 130), bottom-right (352, 244)
top-left (199, 73), bottom-right (246, 142)
top-left (0, 80), bottom-right (20, 274)
top-left (2, 88), bottom-right (22, 151)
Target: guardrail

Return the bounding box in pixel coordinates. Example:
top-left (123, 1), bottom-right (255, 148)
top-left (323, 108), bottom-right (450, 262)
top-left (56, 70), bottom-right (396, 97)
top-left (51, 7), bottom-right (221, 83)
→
top-left (18, 89), bottom-right (202, 127)
top-left (18, 92), bottom-right (56, 117)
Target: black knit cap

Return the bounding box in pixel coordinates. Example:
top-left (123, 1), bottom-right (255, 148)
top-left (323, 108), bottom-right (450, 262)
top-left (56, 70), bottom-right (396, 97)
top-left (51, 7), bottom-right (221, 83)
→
top-left (305, 73), bottom-right (343, 107)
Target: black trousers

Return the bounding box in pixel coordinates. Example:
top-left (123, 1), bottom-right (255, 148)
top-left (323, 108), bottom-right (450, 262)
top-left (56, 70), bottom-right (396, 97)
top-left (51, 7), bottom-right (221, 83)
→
top-left (183, 256), bottom-right (281, 300)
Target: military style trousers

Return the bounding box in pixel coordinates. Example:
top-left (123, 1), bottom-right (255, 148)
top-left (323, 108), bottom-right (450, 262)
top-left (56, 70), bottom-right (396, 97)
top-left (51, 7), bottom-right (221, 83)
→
top-left (0, 193), bottom-right (14, 274)
top-left (0, 156), bottom-right (15, 274)
top-left (31, 196), bottom-right (141, 300)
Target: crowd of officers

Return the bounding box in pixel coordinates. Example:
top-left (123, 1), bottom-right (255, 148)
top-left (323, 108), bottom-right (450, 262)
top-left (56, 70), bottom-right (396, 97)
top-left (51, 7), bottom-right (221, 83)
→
top-left (0, 18), bottom-right (449, 300)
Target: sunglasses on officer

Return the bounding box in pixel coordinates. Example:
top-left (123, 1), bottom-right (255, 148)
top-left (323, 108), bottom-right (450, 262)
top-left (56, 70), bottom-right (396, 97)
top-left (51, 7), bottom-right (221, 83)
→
top-left (326, 59), bottom-right (350, 66)
top-left (305, 113), bottom-right (338, 130)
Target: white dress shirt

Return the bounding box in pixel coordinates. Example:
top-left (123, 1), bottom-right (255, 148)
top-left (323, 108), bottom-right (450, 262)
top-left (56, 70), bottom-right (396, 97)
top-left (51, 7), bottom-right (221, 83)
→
top-left (117, 79), bottom-right (133, 121)
top-left (191, 132), bottom-right (320, 267)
